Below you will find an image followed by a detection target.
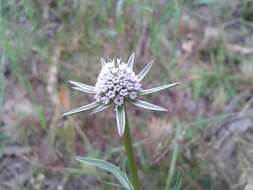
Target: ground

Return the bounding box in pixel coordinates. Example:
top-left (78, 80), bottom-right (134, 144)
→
top-left (1, 0), bottom-right (253, 190)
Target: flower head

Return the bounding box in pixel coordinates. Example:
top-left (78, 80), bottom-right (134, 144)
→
top-left (94, 58), bottom-right (142, 106)
top-left (63, 53), bottom-right (180, 136)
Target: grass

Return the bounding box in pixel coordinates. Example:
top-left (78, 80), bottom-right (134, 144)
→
top-left (165, 122), bottom-right (181, 190)
top-left (0, 0), bottom-right (253, 189)
top-left (0, 54), bottom-right (5, 106)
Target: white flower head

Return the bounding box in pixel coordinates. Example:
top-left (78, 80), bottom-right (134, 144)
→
top-left (63, 53), bottom-right (180, 136)
top-left (94, 58), bottom-right (142, 106)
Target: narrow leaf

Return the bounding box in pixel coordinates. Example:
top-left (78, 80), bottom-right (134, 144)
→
top-left (69, 80), bottom-right (95, 94)
top-left (63, 101), bottom-right (99, 117)
top-left (76, 157), bottom-right (133, 190)
top-left (90, 104), bottom-right (110, 115)
top-left (139, 82), bottom-right (180, 95)
top-left (137, 60), bottom-right (153, 81)
top-left (127, 52), bottom-right (135, 69)
top-left (101, 57), bottom-right (106, 67)
top-left (131, 100), bottom-right (167, 111)
top-left (116, 105), bottom-right (126, 136)
top-left (71, 86), bottom-right (93, 93)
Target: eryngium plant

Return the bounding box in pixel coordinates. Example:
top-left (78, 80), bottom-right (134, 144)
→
top-left (63, 53), bottom-right (180, 136)
top-left (63, 53), bottom-right (180, 190)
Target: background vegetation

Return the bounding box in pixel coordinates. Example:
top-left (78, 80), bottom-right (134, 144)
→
top-left (1, 0), bottom-right (253, 189)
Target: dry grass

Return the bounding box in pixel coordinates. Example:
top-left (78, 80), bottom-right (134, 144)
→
top-left (1, 0), bottom-right (253, 189)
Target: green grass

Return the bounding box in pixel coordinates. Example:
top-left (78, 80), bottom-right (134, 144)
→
top-left (165, 122), bottom-right (181, 190)
top-left (0, 55), bottom-right (5, 106)
top-left (0, 0), bottom-right (252, 189)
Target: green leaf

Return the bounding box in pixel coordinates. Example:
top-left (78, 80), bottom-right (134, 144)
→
top-left (137, 60), bottom-right (153, 81)
top-left (76, 157), bottom-right (133, 190)
top-left (127, 53), bottom-right (135, 69)
top-left (90, 104), bottom-right (111, 115)
top-left (116, 105), bottom-right (126, 136)
top-left (139, 82), bottom-right (180, 95)
top-left (63, 101), bottom-right (100, 116)
top-left (69, 80), bottom-right (95, 94)
top-left (131, 100), bottom-right (167, 111)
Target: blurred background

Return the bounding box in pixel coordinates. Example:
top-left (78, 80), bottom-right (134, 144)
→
top-left (1, 0), bottom-right (253, 189)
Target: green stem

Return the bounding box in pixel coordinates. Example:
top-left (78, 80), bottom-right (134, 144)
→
top-left (123, 112), bottom-right (142, 190)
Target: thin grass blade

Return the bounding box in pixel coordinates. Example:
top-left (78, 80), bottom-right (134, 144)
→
top-left (116, 105), bottom-right (126, 136)
top-left (63, 101), bottom-right (99, 117)
top-left (76, 157), bottom-right (133, 190)
top-left (90, 104), bottom-right (110, 115)
top-left (139, 82), bottom-right (180, 95)
top-left (173, 170), bottom-right (182, 190)
top-left (127, 52), bottom-right (135, 69)
top-left (69, 80), bottom-right (95, 94)
top-left (137, 60), bottom-right (153, 81)
top-left (165, 123), bottom-right (181, 190)
top-left (131, 100), bottom-right (167, 111)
